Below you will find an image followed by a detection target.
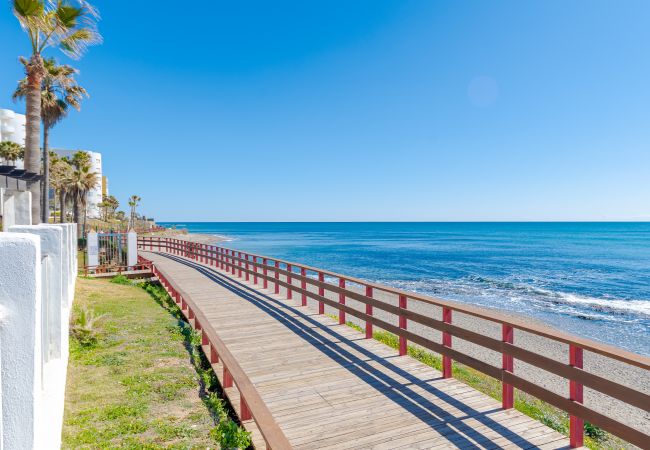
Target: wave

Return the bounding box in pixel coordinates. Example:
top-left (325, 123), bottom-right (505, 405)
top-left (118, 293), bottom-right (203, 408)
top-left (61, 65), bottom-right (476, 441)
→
top-left (377, 277), bottom-right (650, 320)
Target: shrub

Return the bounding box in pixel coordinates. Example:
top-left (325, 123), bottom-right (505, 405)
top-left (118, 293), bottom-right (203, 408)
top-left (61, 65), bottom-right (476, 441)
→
top-left (110, 274), bottom-right (131, 285)
top-left (71, 306), bottom-right (107, 347)
top-left (210, 417), bottom-right (251, 449)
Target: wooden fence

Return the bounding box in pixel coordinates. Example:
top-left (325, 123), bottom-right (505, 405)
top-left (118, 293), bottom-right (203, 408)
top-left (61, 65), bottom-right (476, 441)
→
top-left (138, 236), bottom-right (650, 449)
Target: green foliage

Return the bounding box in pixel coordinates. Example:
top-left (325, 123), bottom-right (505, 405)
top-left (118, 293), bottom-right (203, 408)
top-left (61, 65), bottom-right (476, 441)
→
top-left (110, 274), bottom-right (131, 285)
top-left (0, 141), bottom-right (24, 163)
top-left (210, 418), bottom-right (252, 449)
top-left (70, 306), bottom-right (106, 347)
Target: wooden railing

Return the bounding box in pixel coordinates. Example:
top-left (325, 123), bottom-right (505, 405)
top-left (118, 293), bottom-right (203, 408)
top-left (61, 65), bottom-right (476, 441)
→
top-left (138, 236), bottom-right (650, 449)
top-left (82, 262), bottom-right (152, 277)
top-left (139, 252), bottom-right (292, 450)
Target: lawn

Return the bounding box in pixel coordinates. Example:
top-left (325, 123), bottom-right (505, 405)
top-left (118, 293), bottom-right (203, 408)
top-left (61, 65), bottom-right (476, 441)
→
top-left (63, 277), bottom-right (219, 449)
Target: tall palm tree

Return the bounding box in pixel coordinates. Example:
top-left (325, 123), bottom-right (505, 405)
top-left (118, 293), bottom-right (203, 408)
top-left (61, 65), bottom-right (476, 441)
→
top-left (12, 0), bottom-right (101, 224)
top-left (128, 195), bottom-right (141, 229)
top-left (66, 164), bottom-right (98, 235)
top-left (0, 141), bottom-right (25, 165)
top-left (14, 57), bottom-right (89, 222)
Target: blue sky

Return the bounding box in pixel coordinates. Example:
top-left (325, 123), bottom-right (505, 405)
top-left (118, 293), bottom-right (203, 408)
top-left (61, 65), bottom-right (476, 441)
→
top-left (1, 1), bottom-right (649, 221)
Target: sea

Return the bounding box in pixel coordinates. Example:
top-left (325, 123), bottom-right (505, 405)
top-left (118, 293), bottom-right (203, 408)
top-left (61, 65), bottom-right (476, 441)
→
top-left (158, 222), bottom-right (650, 356)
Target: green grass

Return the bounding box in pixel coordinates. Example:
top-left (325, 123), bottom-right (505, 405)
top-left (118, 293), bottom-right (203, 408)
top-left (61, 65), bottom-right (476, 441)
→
top-left (326, 315), bottom-right (628, 449)
top-left (63, 277), bottom-right (248, 449)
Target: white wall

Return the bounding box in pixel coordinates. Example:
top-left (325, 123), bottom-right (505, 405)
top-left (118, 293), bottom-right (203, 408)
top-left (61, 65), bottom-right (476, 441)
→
top-left (0, 224), bottom-right (77, 450)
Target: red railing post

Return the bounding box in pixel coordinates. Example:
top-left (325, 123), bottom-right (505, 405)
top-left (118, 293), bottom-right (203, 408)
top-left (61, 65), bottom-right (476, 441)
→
top-left (223, 367), bottom-right (233, 388)
top-left (245, 254), bottom-right (250, 281)
top-left (241, 397), bottom-right (252, 421)
top-left (318, 272), bottom-right (325, 314)
top-left (253, 256), bottom-right (258, 284)
top-left (301, 268), bottom-right (307, 306)
top-left (238, 252), bottom-right (243, 277)
top-left (365, 286), bottom-right (373, 338)
top-left (210, 345), bottom-right (219, 363)
top-left (263, 258), bottom-right (268, 289)
top-left (569, 345), bottom-right (584, 448)
top-left (274, 261), bottom-right (280, 294)
top-left (231, 250), bottom-right (236, 275)
top-left (220, 248), bottom-right (225, 270)
top-left (287, 264), bottom-right (293, 300)
top-left (502, 324), bottom-right (514, 409)
top-left (399, 294), bottom-right (407, 356)
top-left (442, 307), bottom-right (452, 378)
top-left (338, 278), bottom-right (346, 324)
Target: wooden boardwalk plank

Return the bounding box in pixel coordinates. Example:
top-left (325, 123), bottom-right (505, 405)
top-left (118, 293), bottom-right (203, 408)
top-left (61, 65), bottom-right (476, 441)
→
top-left (142, 251), bottom-right (574, 450)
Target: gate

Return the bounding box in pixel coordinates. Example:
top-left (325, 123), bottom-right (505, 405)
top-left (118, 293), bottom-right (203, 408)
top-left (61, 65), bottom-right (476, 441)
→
top-left (97, 233), bottom-right (128, 267)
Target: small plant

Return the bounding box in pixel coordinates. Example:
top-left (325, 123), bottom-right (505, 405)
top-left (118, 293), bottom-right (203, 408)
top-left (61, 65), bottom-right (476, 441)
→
top-left (210, 416), bottom-right (251, 450)
top-left (71, 306), bottom-right (107, 346)
top-left (110, 274), bottom-right (131, 285)
top-left (584, 422), bottom-right (606, 441)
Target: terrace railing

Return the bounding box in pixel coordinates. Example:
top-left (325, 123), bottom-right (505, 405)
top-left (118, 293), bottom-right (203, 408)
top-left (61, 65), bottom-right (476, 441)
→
top-left (138, 236), bottom-right (650, 449)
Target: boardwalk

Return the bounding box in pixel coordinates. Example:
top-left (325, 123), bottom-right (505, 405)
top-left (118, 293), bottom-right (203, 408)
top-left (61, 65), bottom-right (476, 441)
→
top-left (141, 250), bottom-right (572, 449)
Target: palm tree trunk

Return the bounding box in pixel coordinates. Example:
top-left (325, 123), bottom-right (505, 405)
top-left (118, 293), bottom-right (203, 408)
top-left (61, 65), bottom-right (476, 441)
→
top-left (59, 190), bottom-right (66, 223)
top-left (25, 56), bottom-right (43, 224)
top-left (41, 125), bottom-right (50, 223)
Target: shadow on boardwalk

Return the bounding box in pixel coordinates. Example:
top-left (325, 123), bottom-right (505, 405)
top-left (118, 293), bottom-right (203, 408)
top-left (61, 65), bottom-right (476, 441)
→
top-left (155, 252), bottom-right (566, 449)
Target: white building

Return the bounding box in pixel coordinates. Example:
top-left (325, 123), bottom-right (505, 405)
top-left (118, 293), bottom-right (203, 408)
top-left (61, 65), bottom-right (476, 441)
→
top-left (0, 108), bottom-right (27, 169)
top-left (54, 149), bottom-right (104, 219)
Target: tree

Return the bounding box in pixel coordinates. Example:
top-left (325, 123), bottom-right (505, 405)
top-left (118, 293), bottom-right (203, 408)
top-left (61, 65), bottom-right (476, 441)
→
top-left (14, 57), bottom-right (88, 222)
top-left (98, 194), bottom-right (118, 221)
top-left (66, 164), bottom-right (98, 235)
top-left (128, 195), bottom-right (141, 229)
top-left (12, 0), bottom-right (101, 223)
top-left (50, 153), bottom-right (73, 222)
top-left (71, 150), bottom-right (91, 170)
top-left (0, 141), bottom-right (25, 164)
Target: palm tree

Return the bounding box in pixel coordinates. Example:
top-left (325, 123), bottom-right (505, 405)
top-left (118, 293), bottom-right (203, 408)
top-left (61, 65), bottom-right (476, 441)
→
top-left (12, 0), bottom-right (101, 224)
top-left (66, 164), bottom-right (98, 235)
top-left (14, 57), bottom-right (88, 222)
top-left (50, 153), bottom-right (73, 222)
top-left (128, 195), bottom-right (141, 230)
top-left (0, 141), bottom-right (25, 165)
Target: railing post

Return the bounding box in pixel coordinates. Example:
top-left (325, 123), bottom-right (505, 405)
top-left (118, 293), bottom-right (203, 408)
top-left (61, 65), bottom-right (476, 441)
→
top-left (502, 324), bottom-right (514, 409)
top-left (338, 278), bottom-right (346, 324)
top-left (569, 345), bottom-right (584, 448)
top-left (253, 257), bottom-right (258, 284)
top-left (237, 252), bottom-right (242, 277)
top-left (210, 345), bottom-right (219, 363)
top-left (318, 272), bottom-right (325, 314)
top-left (220, 248), bottom-right (225, 270)
top-left (231, 250), bottom-right (236, 275)
top-left (274, 261), bottom-right (280, 294)
top-left (442, 307), bottom-right (452, 378)
top-left (245, 254), bottom-right (250, 281)
top-left (399, 294), bottom-right (407, 356)
top-left (287, 264), bottom-right (293, 300)
top-left (365, 286), bottom-right (373, 338)
top-left (241, 397), bottom-right (252, 421)
top-left (263, 258), bottom-right (268, 289)
top-left (301, 268), bottom-right (307, 306)
top-left (223, 367), bottom-right (233, 388)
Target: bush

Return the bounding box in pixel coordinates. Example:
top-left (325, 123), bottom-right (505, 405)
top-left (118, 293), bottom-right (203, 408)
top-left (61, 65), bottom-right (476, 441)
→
top-left (210, 416), bottom-right (251, 449)
top-left (71, 306), bottom-right (107, 347)
top-left (110, 274), bottom-right (131, 285)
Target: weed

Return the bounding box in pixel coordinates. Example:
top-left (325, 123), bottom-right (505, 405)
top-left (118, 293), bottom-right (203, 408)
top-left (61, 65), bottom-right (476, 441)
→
top-left (110, 274), bottom-right (132, 285)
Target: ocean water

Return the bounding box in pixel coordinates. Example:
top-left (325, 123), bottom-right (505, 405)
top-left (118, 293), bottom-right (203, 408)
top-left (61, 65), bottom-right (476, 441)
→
top-left (159, 222), bottom-right (650, 355)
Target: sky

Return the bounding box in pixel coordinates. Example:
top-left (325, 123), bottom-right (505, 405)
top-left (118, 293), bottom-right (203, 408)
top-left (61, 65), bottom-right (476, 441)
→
top-left (1, 0), bottom-right (649, 221)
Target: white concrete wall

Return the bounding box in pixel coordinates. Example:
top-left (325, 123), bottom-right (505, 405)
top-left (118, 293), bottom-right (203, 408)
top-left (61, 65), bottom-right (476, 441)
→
top-left (1, 190), bottom-right (31, 231)
top-left (0, 223), bottom-right (77, 450)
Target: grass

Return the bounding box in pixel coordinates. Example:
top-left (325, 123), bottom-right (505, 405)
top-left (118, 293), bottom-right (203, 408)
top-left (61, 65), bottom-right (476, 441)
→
top-left (326, 315), bottom-right (629, 450)
top-left (63, 277), bottom-right (249, 449)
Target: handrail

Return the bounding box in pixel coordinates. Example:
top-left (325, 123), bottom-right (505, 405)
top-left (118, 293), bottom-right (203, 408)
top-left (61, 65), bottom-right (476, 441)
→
top-left (140, 253), bottom-right (292, 450)
top-left (138, 236), bottom-right (650, 449)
